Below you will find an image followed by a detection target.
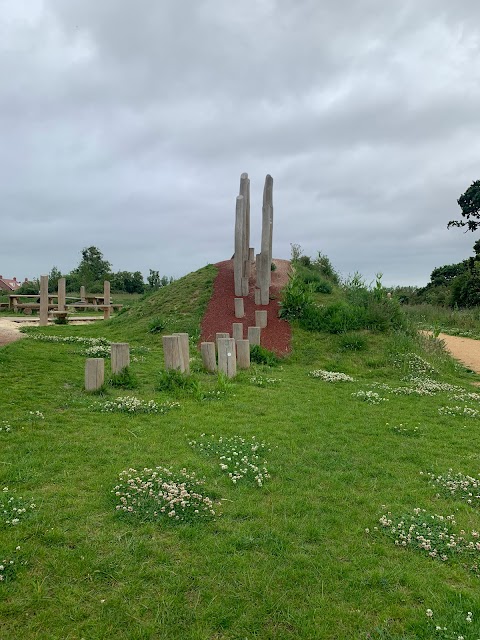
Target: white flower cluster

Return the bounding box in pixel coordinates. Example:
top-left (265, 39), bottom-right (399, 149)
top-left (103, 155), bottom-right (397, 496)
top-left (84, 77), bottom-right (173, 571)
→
top-left (351, 390), bottom-right (388, 404)
top-left (438, 406), bottom-right (479, 418)
top-left (0, 421), bottom-right (12, 433)
top-left (189, 434), bottom-right (271, 487)
top-left (113, 467), bottom-right (217, 522)
top-left (0, 546), bottom-right (21, 583)
top-left (83, 344), bottom-right (111, 358)
top-left (0, 488), bottom-right (36, 526)
top-left (29, 411), bottom-right (44, 420)
top-left (27, 334), bottom-right (110, 347)
top-left (309, 370), bottom-right (355, 382)
top-left (379, 508), bottom-right (480, 571)
top-left (389, 423), bottom-right (421, 437)
top-left (426, 469), bottom-right (480, 506)
top-left (94, 396), bottom-right (180, 414)
top-left (425, 607), bottom-right (474, 639)
top-left (249, 375), bottom-right (281, 387)
top-left (392, 352), bottom-right (437, 376)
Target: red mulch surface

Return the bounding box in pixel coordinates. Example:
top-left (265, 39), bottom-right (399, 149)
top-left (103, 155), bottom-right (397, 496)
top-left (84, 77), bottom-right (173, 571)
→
top-left (200, 259), bottom-right (291, 356)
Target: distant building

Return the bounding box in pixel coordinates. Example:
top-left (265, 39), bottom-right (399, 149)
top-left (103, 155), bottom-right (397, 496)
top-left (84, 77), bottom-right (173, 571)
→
top-left (0, 276), bottom-right (29, 292)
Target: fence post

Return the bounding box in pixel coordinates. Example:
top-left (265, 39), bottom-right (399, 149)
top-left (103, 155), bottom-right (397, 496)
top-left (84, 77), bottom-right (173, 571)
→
top-left (201, 342), bottom-right (217, 372)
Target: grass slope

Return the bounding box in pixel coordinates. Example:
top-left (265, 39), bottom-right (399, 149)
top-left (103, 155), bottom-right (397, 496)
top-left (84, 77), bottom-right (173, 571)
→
top-left (1, 265), bottom-right (480, 639)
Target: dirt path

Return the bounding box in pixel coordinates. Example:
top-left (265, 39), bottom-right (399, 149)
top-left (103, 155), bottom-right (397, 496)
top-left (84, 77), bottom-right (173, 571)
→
top-left (434, 332), bottom-right (480, 375)
top-left (0, 318), bottom-right (26, 347)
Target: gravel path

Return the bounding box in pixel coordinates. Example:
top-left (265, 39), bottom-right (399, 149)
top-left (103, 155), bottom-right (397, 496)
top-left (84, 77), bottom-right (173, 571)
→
top-left (200, 259), bottom-right (292, 355)
top-left (0, 318), bottom-right (26, 347)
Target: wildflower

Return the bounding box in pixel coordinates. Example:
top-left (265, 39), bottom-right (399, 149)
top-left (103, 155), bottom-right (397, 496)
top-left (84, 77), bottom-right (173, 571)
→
top-left (426, 609), bottom-right (433, 618)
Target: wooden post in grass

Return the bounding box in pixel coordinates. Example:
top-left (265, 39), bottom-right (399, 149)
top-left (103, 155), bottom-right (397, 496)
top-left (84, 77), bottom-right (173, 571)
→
top-left (216, 332), bottom-right (229, 352)
top-left (85, 358), bottom-right (105, 391)
top-left (217, 337), bottom-right (236, 378)
top-left (162, 335), bottom-right (185, 372)
top-left (255, 310), bottom-right (268, 328)
top-left (232, 323), bottom-right (243, 341)
top-left (103, 280), bottom-right (111, 320)
top-left (39, 275), bottom-right (49, 326)
top-left (173, 333), bottom-right (190, 375)
top-left (234, 298), bottom-right (244, 318)
top-left (80, 285), bottom-right (86, 302)
top-left (57, 277), bottom-right (66, 312)
top-left (248, 326), bottom-right (261, 346)
top-left (201, 342), bottom-right (217, 372)
top-left (254, 288), bottom-right (262, 305)
top-left (111, 343), bottom-right (130, 374)
top-left (236, 339), bottom-right (250, 369)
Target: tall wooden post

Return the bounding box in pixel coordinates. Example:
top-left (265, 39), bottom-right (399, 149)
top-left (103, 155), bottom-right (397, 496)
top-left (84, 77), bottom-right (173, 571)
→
top-left (103, 281), bottom-right (111, 320)
top-left (57, 277), bottom-right (66, 313)
top-left (217, 338), bottom-right (237, 378)
top-left (39, 275), bottom-right (49, 326)
top-left (80, 285), bottom-right (86, 302)
top-left (255, 310), bottom-right (268, 328)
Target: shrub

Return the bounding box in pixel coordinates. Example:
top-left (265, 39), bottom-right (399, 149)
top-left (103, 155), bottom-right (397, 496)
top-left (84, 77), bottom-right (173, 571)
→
top-left (157, 369), bottom-right (200, 396)
top-left (250, 344), bottom-right (280, 367)
top-left (149, 317), bottom-right (167, 333)
top-left (338, 333), bottom-right (368, 351)
top-left (278, 270), bottom-right (314, 320)
top-left (108, 367), bottom-right (138, 389)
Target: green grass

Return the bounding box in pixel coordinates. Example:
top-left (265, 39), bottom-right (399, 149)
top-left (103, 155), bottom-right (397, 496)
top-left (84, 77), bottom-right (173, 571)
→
top-left (2, 266), bottom-right (480, 638)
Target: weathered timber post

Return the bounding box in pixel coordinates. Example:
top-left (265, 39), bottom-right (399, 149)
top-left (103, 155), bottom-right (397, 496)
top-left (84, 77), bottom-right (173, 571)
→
top-left (201, 342), bottom-right (217, 372)
top-left (173, 333), bottom-right (190, 375)
top-left (241, 276), bottom-right (249, 297)
top-left (236, 340), bottom-right (250, 369)
top-left (111, 343), bottom-right (130, 374)
top-left (39, 275), bottom-right (49, 326)
top-left (249, 248), bottom-right (255, 264)
top-left (85, 358), bottom-right (105, 391)
top-left (256, 174), bottom-right (274, 304)
top-left (234, 298), bottom-right (245, 318)
top-left (162, 335), bottom-right (186, 372)
top-left (103, 281), bottom-right (111, 320)
top-left (215, 332), bottom-right (229, 352)
top-left (217, 337), bottom-right (237, 378)
top-left (240, 173), bottom-right (250, 274)
top-left (255, 310), bottom-right (268, 328)
top-left (247, 326), bottom-right (261, 346)
top-left (254, 288), bottom-right (262, 306)
top-left (232, 323), bottom-right (243, 342)
top-left (234, 195), bottom-right (245, 297)
top-left (80, 285), bottom-right (86, 302)
top-left (57, 277), bottom-right (66, 312)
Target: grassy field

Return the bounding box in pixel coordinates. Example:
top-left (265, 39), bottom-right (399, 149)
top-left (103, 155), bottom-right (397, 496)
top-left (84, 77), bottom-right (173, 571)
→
top-left (1, 266), bottom-right (480, 639)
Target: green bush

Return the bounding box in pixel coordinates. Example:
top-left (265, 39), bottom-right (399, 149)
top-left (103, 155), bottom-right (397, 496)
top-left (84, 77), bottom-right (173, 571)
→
top-left (250, 344), bottom-right (280, 367)
top-left (108, 367), bottom-right (138, 389)
top-left (156, 369), bottom-right (200, 396)
top-left (338, 333), bottom-right (368, 351)
top-left (149, 317), bottom-right (167, 333)
top-left (279, 270), bottom-right (314, 320)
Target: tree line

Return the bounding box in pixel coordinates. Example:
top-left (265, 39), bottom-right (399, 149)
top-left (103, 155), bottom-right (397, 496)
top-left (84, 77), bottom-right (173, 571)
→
top-left (18, 246), bottom-right (174, 295)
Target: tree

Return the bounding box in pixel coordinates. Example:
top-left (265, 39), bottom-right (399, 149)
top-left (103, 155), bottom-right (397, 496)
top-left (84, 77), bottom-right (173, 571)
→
top-left (71, 246), bottom-right (112, 289)
top-left (147, 269), bottom-right (161, 290)
top-left (111, 271), bottom-right (145, 293)
top-left (48, 266), bottom-right (62, 293)
top-left (448, 180), bottom-right (480, 232)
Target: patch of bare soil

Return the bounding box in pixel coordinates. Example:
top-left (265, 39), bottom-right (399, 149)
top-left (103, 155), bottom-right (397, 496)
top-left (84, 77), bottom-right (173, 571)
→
top-left (0, 318), bottom-right (26, 347)
top-left (201, 258), bottom-right (291, 355)
top-left (434, 332), bottom-right (480, 375)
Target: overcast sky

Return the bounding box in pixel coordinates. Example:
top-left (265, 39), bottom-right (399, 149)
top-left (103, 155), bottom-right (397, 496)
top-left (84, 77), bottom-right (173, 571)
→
top-left (2, 1), bottom-right (480, 286)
